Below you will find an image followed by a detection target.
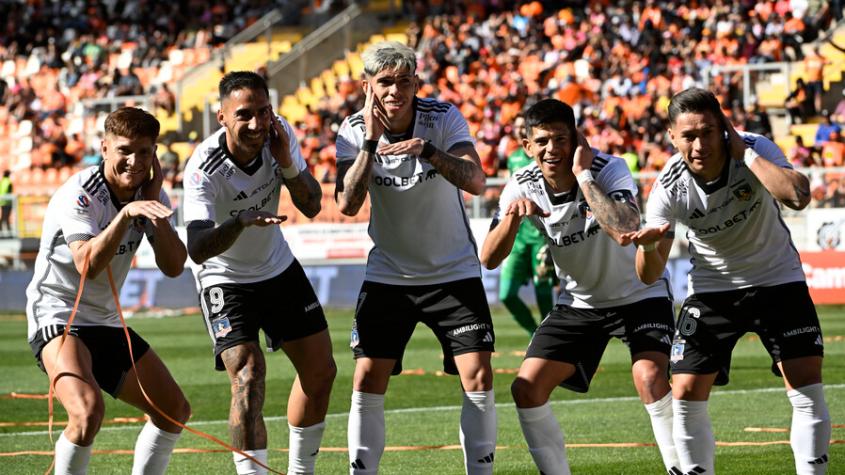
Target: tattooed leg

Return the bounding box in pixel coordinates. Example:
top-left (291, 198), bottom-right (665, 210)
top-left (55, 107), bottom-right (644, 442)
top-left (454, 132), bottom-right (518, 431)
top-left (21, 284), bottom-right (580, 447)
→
top-left (221, 342), bottom-right (268, 449)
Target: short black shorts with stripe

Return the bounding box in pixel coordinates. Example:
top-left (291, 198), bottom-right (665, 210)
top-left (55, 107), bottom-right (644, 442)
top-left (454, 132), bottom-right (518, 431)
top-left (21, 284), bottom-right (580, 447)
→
top-left (526, 297), bottom-right (674, 393)
top-left (199, 259), bottom-right (328, 370)
top-left (350, 277), bottom-right (494, 375)
top-left (29, 324), bottom-right (150, 398)
top-left (671, 281), bottom-right (824, 386)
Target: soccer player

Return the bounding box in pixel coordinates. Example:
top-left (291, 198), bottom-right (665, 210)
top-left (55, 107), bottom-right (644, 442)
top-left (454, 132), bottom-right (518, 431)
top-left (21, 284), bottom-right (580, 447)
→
top-left (183, 71), bottom-right (336, 475)
top-left (481, 99), bottom-right (680, 475)
top-left (629, 88), bottom-right (829, 475)
top-left (335, 41), bottom-right (496, 475)
top-left (25, 107), bottom-right (191, 474)
top-left (499, 114), bottom-right (555, 335)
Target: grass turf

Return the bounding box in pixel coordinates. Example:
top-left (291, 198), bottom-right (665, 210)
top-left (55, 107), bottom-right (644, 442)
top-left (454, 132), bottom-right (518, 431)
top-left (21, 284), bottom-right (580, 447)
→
top-left (0, 306), bottom-right (842, 474)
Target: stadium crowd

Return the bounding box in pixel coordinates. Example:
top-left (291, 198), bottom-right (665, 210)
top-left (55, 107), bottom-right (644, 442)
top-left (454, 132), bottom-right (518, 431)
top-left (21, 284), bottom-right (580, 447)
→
top-left (0, 0), bottom-right (844, 213)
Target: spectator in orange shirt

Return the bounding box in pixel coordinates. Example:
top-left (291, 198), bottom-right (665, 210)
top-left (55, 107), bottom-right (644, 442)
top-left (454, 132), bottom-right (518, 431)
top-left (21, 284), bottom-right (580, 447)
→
top-left (804, 48), bottom-right (829, 113)
top-left (821, 131), bottom-right (845, 167)
top-left (782, 11), bottom-right (806, 60)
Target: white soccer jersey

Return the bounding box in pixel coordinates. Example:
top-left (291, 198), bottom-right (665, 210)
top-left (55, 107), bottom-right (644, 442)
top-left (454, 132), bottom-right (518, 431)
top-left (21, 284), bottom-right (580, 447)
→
top-left (182, 115), bottom-right (306, 288)
top-left (645, 131), bottom-right (805, 294)
top-left (26, 165), bottom-right (169, 341)
top-left (497, 152), bottom-right (671, 308)
top-left (336, 97), bottom-right (482, 285)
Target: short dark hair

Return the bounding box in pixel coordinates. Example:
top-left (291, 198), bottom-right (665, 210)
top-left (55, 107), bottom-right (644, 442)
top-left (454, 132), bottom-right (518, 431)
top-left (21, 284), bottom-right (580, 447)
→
top-left (104, 107), bottom-right (160, 140)
top-left (523, 99), bottom-right (576, 139)
top-left (667, 88), bottom-right (723, 126)
top-left (219, 71), bottom-right (269, 101)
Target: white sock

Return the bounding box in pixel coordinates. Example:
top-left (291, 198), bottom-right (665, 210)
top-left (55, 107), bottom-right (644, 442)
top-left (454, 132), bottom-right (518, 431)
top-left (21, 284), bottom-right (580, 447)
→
top-left (233, 449), bottom-right (268, 475)
top-left (644, 392), bottom-right (681, 473)
top-left (788, 383), bottom-right (831, 475)
top-left (131, 421), bottom-right (181, 475)
top-left (55, 432), bottom-right (92, 475)
top-left (288, 421), bottom-right (326, 475)
top-left (460, 390), bottom-right (497, 475)
top-left (673, 399), bottom-right (714, 474)
top-left (348, 391), bottom-right (384, 475)
top-left (516, 403), bottom-right (570, 475)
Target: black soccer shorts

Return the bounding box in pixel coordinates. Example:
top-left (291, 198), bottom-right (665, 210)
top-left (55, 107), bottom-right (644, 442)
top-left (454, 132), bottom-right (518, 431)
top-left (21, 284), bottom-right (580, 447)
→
top-left (199, 259), bottom-right (328, 370)
top-left (670, 281), bottom-right (824, 386)
top-left (350, 277), bottom-right (494, 375)
top-left (525, 297), bottom-right (674, 393)
top-left (30, 324), bottom-right (150, 397)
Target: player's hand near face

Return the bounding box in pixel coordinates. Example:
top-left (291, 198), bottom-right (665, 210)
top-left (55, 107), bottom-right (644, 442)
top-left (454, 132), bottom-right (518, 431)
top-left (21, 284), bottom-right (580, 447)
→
top-left (236, 210), bottom-right (288, 227)
top-left (141, 156), bottom-right (164, 202)
top-left (363, 85), bottom-right (388, 140)
top-left (721, 113), bottom-right (748, 162)
top-left (570, 131), bottom-right (594, 176)
top-left (268, 106), bottom-right (293, 168)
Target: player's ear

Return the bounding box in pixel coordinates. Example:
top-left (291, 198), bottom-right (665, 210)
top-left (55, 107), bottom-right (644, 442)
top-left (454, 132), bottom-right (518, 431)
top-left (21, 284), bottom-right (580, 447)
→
top-left (216, 105), bottom-right (225, 127)
top-left (414, 75), bottom-right (420, 93)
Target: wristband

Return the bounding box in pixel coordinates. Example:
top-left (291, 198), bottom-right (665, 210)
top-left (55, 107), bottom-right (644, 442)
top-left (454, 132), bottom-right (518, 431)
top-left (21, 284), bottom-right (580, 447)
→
top-left (281, 164), bottom-right (300, 179)
top-left (420, 140), bottom-right (436, 159)
top-left (639, 242), bottom-right (657, 252)
top-left (743, 148), bottom-right (759, 168)
top-left (576, 169), bottom-right (595, 185)
top-left (362, 139), bottom-right (379, 155)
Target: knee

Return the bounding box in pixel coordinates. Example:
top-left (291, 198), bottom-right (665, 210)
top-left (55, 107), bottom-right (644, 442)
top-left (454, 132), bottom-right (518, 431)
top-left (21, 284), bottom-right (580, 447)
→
top-left (65, 395), bottom-right (105, 444)
top-left (461, 364), bottom-right (492, 392)
top-left (511, 377), bottom-right (546, 408)
top-left (303, 358), bottom-right (337, 400)
top-left (174, 394), bottom-right (192, 424)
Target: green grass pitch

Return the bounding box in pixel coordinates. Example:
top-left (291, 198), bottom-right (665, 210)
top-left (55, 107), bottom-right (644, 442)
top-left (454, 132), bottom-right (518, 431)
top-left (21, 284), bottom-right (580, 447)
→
top-left (0, 306), bottom-right (842, 474)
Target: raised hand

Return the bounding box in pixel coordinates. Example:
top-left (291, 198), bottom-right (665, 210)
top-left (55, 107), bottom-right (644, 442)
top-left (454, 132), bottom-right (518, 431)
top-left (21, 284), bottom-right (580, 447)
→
top-left (236, 210), bottom-right (288, 227)
top-left (363, 84), bottom-right (388, 140)
top-left (268, 107), bottom-right (293, 168)
top-left (571, 130), bottom-right (594, 176)
top-left (721, 113), bottom-right (748, 162)
top-left (506, 198), bottom-right (551, 218)
top-left (141, 157), bottom-right (164, 201)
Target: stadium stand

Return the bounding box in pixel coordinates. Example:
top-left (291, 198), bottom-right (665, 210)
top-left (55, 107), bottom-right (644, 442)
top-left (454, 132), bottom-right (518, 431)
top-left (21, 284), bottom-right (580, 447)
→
top-left (1, 1), bottom-right (844, 233)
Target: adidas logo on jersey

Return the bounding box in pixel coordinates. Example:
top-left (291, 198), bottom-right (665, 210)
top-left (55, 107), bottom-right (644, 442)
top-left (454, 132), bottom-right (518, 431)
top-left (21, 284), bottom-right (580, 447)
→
top-left (233, 190), bottom-right (248, 201)
top-left (689, 208), bottom-right (705, 219)
top-left (482, 332), bottom-right (494, 343)
top-left (815, 335), bottom-right (824, 346)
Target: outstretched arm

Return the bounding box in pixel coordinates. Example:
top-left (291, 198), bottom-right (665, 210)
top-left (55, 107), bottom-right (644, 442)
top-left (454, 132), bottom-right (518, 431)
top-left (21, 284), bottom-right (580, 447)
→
top-left (70, 200), bottom-right (173, 279)
top-left (480, 199), bottom-right (549, 269)
top-left (376, 140), bottom-right (486, 195)
top-left (621, 224), bottom-right (673, 284)
top-left (186, 211), bottom-right (287, 264)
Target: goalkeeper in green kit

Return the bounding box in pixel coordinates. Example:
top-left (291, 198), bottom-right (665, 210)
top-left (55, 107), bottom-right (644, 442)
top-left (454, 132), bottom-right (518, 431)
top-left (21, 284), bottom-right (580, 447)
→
top-left (497, 114), bottom-right (555, 334)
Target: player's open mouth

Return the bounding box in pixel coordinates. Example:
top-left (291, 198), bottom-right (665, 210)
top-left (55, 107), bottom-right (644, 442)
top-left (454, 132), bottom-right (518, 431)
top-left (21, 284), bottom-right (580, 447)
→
top-left (542, 157), bottom-right (563, 164)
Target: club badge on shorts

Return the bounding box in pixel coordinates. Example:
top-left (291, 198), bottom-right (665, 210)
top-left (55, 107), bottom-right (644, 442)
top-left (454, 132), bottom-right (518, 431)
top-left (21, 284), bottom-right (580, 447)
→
top-left (670, 338), bottom-right (685, 363)
top-left (213, 317), bottom-right (232, 339)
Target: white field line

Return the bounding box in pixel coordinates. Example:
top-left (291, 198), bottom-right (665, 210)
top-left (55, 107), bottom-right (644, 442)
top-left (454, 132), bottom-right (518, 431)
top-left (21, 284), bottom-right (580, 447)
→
top-left (2, 383), bottom-right (843, 439)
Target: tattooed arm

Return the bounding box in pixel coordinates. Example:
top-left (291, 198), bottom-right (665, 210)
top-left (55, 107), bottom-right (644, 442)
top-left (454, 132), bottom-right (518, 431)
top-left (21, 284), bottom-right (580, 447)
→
top-left (376, 139), bottom-right (486, 195)
top-left (579, 182), bottom-right (641, 243)
top-left (186, 211), bottom-right (287, 264)
top-left (722, 114), bottom-right (810, 210)
top-left (284, 170), bottom-right (322, 218)
top-left (571, 132), bottom-right (639, 245)
top-left (335, 151), bottom-right (375, 216)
